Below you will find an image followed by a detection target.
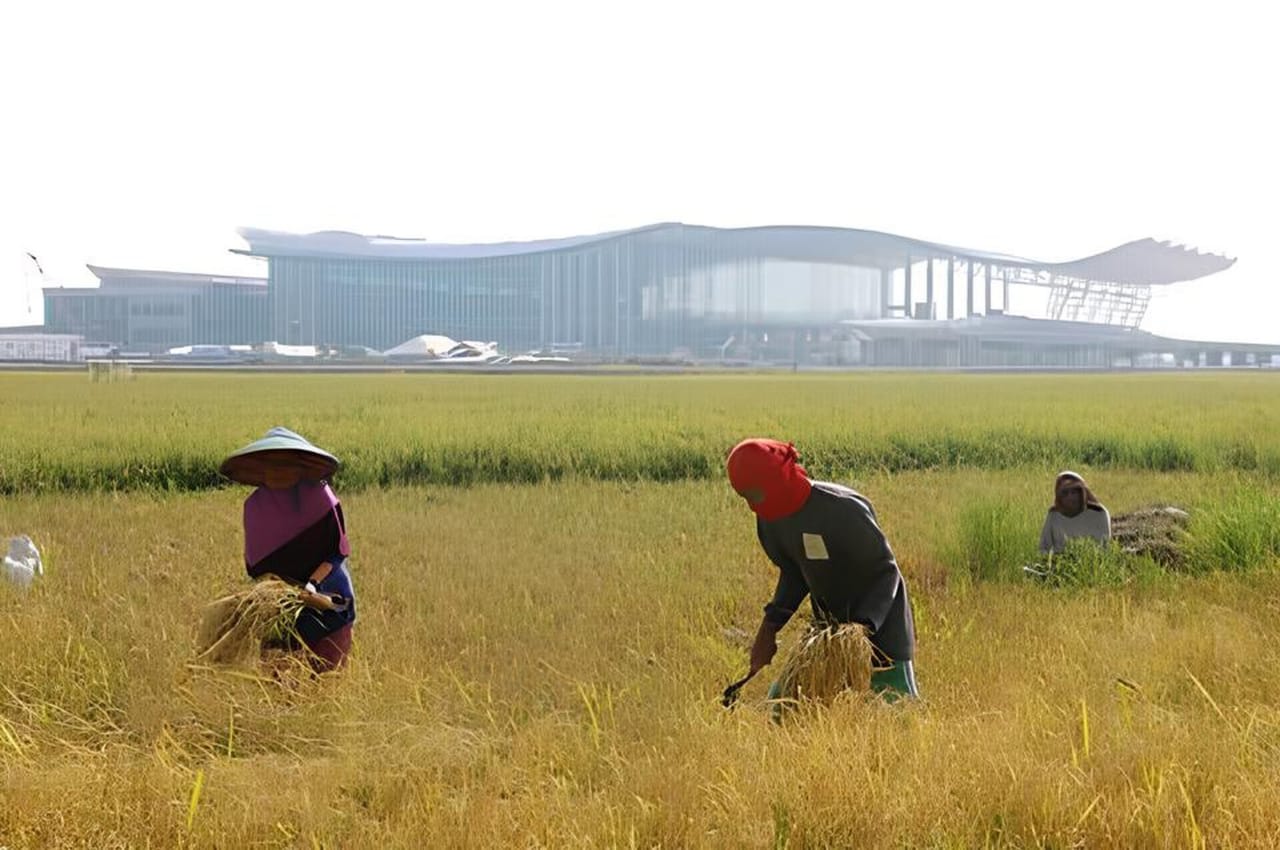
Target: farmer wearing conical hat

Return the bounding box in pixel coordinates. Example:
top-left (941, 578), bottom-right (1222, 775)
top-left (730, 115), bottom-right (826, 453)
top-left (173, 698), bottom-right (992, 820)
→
top-left (220, 427), bottom-right (357, 671)
top-left (1038, 470), bottom-right (1111, 555)
top-left (727, 438), bottom-right (917, 701)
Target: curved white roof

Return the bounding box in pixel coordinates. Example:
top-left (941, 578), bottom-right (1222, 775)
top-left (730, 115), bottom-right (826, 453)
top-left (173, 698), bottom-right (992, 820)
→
top-left (236, 223), bottom-right (1235, 287)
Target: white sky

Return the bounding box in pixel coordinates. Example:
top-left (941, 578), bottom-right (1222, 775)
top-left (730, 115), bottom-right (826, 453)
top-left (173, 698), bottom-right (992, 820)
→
top-left (1, 0), bottom-right (1276, 342)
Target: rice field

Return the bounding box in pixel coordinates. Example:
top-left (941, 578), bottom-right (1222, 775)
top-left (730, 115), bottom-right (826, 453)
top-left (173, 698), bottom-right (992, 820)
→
top-left (3, 371), bottom-right (1280, 847)
top-left (1, 371), bottom-right (1279, 493)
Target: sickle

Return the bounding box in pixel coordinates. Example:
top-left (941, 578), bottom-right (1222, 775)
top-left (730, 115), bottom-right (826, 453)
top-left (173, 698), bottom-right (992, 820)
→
top-left (721, 669), bottom-right (759, 708)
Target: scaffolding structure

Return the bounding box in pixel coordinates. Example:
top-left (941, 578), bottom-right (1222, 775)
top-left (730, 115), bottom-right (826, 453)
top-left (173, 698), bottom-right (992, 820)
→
top-left (1000, 267), bottom-right (1153, 327)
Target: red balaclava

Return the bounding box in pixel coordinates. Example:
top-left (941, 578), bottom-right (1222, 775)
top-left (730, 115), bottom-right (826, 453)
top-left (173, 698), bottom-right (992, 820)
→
top-left (726, 438), bottom-right (813, 521)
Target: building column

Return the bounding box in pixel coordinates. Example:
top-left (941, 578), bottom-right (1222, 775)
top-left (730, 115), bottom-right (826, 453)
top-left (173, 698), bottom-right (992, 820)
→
top-left (966, 261), bottom-right (975, 317)
top-left (903, 257), bottom-right (913, 318)
top-left (946, 259), bottom-right (955, 320)
top-left (925, 259), bottom-right (934, 319)
top-left (983, 265), bottom-right (992, 316)
top-left (879, 268), bottom-right (892, 318)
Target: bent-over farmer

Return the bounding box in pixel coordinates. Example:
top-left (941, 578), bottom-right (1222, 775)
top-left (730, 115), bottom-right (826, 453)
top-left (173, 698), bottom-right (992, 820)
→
top-left (727, 438), bottom-right (918, 702)
top-left (220, 426), bottom-right (358, 671)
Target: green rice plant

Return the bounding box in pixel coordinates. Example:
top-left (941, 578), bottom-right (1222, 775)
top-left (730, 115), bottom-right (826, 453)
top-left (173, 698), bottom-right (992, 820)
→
top-left (951, 497), bottom-right (1041, 583)
top-left (1187, 486), bottom-right (1280, 573)
top-left (1129, 436), bottom-right (1202, 473)
top-left (1036, 537), bottom-right (1159, 588)
top-left (2, 371), bottom-right (1280, 493)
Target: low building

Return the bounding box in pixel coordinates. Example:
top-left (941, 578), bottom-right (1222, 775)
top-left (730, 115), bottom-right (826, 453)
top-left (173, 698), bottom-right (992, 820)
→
top-left (0, 332), bottom-right (82, 362)
top-left (43, 265), bottom-right (267, 352)
top-left (838, 315), bottom-right (1280, 368)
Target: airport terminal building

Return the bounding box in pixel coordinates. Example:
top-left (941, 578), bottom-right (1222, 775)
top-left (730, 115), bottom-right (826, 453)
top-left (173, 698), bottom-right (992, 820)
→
top-left (234, 223), bottom-right (1249, 365)
top-left (32, 223), bottom-right (1267, 367)
top-left (236, 224), bottom-right (890, 355)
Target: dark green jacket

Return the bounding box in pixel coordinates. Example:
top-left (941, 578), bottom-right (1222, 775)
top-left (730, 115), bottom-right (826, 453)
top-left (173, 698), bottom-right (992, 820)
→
top-left (757, 481), bottom-right (915, 662)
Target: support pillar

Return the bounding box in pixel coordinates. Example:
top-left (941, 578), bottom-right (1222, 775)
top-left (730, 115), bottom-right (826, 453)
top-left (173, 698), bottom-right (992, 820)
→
top-left (904, 257), bottom-right (913, 318)
top-left (966, 262), bottom-right (975, 317)
top-left (983, 265), bottom-right (992, 316)
top-left (879, 268), bottom-right (891, 318)
top-left (925, 259), bottom-right (934, 319)
top-left (946, 259), bottom-right (955, 320)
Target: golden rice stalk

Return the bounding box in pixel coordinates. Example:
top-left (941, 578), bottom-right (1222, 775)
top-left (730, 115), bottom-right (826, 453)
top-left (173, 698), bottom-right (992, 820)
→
top-left (195, 577), bottom-right (304, 666)
top-left (774, 622), bottom-right (874, 704)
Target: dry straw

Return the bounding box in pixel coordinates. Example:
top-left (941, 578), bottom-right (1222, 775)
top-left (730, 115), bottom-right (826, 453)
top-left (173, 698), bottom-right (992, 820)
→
top-left (774, 622), bottom-right (874, 705)
top-left (1111, 505), bottom-right (1192, 567)
top-left (195, 577), bottom-right (304, 665)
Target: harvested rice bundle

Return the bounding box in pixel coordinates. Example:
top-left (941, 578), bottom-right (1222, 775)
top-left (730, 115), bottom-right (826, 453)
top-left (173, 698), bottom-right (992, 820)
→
top-left (1111, 505), bottom-right (1191, 567)
top-left (195, 578), bottom-right (304, 666)
top-left (774, 622), bottom-right (874, 704)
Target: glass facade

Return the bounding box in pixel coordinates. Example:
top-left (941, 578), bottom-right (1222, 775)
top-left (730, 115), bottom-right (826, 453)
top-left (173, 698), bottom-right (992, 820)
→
top-left (263, 226), bottom-right (884, 355)
top-left (34, 226), bottom-right (1235, 362)
top-left (43, 271), bottom-right (267, 350)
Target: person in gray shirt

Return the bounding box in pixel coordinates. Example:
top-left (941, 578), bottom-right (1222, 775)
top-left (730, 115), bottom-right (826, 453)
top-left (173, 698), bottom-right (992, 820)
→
top-left (1038, 470), bottom-right (1111, 555)
top-left (726, 438), bottom-right (918, 701)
